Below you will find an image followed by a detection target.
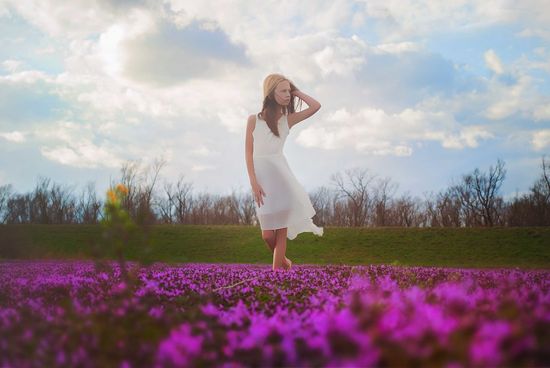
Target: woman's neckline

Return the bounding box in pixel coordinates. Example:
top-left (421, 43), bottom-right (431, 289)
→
top-left (258, 113), bottom-right (287, 122)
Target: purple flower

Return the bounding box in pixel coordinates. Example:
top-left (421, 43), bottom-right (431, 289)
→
top-left (156, 323), bottom-right (203, 367)
top-left (469, 320), bottom-right (511, 366)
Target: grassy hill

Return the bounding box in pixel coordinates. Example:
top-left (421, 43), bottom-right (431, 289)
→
top-left (1, 224), bottom-right (549, 269)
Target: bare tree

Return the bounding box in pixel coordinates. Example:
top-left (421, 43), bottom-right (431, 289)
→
top-left (309, 186), bottom-right (333, 227)
top-left (113, 157), bottom-right (166, 225)
top-left (423, 189), bottom-right (463, 227)
top-left (6, 193), bottom-right (31, 224)
top-left (373, 177), bottom-right (398, 227)
top-left (191, 192), bottom-right (212, 225)
top-left (528, 155), bottom-right (550, 225)
top-left (507, 190), bottom-right (530, 226)
top-left (77, 181), bottom-right (101, 224)
top-left (532, 155), bottom-right (550, 205)
top-left (30, 176), bottom-right (51, 224)
top-left (0, 184), bottom-right (12, 224)
top-left (392, 191), bottom-right (423, 227)
top-left (423, 190), bottom-right (440, 227)
top-left (330, 167), bottom-right (377, 227)
top-left (138, 157), bottom-right (166, 225)
top-left (508, 155), bottom-right (550, 226)
top-left (3, 178), bottom-right (75, 224)
top-left (157, 181), bottom-right (176, 224)
top-left (331, 195), bottom-right (348, 226)
top-left (450, 159), bottom-right (506, 226)
top-left (116, 160), bottom-right (141, 219)
top-left (540, 154), bottom-right (550, 198)
top-left (211, 194), bottom-right (232, 224)
top-left (227, 186), bottom-right (257, 225)
top-left (438, 189), bottom-right (462, 227)
top-left (49, 181), bottom-right (77, 224)
top-left (172, 176), bottom-right (194, 224)
top-left (474, 159), bottom-right (506, 226)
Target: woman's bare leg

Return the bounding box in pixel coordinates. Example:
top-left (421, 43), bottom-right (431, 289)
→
top-left (272, 227), bottom-right (288, 270)
top-left (262, 229), bottom-right (291, 269)
top-left (262, 230), bottom-right (276, 252)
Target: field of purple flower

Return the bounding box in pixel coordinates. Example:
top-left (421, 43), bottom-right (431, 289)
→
top-left (1, 260), bottom-right (549, 367)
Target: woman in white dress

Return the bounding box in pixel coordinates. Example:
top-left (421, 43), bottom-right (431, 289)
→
top-left (244, 73), bottom-right (324, 271)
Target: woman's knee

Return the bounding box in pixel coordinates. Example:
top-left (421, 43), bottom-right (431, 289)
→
top-left (275, 227), bottom-right (288, 238)
top-left (262, 230), bottom-right (275, 242)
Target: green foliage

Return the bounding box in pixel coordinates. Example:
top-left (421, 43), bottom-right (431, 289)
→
top-left (93, 184), bottom-right (155, 283)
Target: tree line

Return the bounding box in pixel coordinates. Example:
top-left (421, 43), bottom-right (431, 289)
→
top-left (0, 155), bottom-right (548, 227)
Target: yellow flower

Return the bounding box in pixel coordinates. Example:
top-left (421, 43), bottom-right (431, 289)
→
top-left (107, 189), bottom-right (117, 203)
top-left (116, 183), bottom-right (128, 196)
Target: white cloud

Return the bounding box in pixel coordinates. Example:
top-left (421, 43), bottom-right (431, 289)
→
top-left (483, 74), bottom-right (533, 120)
top-left (295, 106), bottom-right (494, 156)
top-left (313, 35), bottom-right (367, 77)
top-left (5, 0), bottom-right (550, 85)
top-left (372, 41), bottom-right (424, 54)
top-left (164, 1), bottom-right (369, 83)
top-left (40, 142), bottom-right (123, 169)
top-left (440, 125), bottom-right (495, 149)
top-left (35, 46), bottom-right (56, 55)
top-left (98, 23), bottom-right (129, 78)
top-left (217, 107), bottom-right (250, 134)
top-left (2, 59), bottom-right (23, 73)
top-left (0, 131), bottom-right (25, 142)
top-left (191, 164), bottom-right (216, 172)
top-left (438, 49), bottom-right (550, 123)
top-left (416, 58), bottom-right (550, 133)
top-left (0, 69), bottom-right (54, 84)
top-left (532, 129), bottom-right (550, 150)
top-left (120, 18), bottom-right (249, 87)
top-left (515, 51), bottom-right (550, 75)
top-left (534, 104), bottom-right (550, 122)
top-left (358, 141), bottom-right (413, 156)
top-left (483, 61), bottom-right (550, 122)
top-left (517, 27), bottom-right (550, 41)
top-left (189, 145), bottom-right (218, 157)
top-left (3, 0), bottom-right (147, 39)
top-left (533, 47), bottom-right (546, 57)
top-left (30, 120), bottom-right (122, 168)
top-left (484, 49), bottom-right (504, 74)
top-left (0, 2), bottom-right (10, 17)
top-left (361, 0), bottom-right (549, 42)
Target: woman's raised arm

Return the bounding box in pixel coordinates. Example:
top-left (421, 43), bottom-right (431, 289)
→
top-left (288, 90), bottom-right (321, 128)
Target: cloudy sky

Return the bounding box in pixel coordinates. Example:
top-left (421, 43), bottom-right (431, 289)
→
top-left (1, 0), bottom-right (549, 201)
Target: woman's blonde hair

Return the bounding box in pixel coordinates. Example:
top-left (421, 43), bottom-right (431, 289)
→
top-left (258, 73), bottom-right (302, 137)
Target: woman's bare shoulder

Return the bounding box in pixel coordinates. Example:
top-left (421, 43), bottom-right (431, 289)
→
top-left (247, 114), bottom-right (257, 131)
top-left (248, 114), bottom-right (258, 124)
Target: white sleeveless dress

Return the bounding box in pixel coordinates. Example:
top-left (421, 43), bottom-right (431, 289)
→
top-left (252, 112), bottom-right (324, 240)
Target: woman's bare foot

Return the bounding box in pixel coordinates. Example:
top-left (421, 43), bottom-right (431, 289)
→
top-left (283, 257), bottom-right (292, 270)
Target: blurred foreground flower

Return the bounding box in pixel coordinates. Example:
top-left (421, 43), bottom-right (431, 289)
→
top-left (93, 183), bottom-right (154, 285)
top-left (116, 183), bottom-right (129, 195)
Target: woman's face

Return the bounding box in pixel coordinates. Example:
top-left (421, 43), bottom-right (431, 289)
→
top-left (273, 80), bottom-right (291, 106)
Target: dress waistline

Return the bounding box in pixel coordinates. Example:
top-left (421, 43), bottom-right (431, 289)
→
top-left (253, 152), bottom-right (284, 158)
